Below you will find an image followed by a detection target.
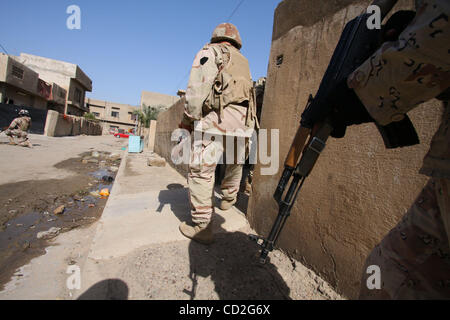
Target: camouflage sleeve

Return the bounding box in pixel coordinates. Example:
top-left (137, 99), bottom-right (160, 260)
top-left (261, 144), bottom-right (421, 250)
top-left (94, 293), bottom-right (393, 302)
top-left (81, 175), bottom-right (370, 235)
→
top-left (183, 45), bottom-right (219, 125)
top-left (348, 0), bottom-right (450, 126)
top-left (8, 118), bottom-right (19, 130)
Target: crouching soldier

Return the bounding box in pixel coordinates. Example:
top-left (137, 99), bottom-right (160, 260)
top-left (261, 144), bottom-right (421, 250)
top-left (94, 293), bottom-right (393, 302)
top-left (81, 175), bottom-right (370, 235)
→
top-left (5, 109), bottom-right (32, 148)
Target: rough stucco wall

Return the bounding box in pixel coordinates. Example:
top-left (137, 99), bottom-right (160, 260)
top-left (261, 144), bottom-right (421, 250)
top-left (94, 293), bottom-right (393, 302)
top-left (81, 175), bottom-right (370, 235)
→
top-left (45, 113), bottom-right (102, 137)
top-left (248, 0), bottom-right (443, 299)
top-left (154, 97), bottom-right (188, 176)
top-left (140, 91), bottom-right (179, 111)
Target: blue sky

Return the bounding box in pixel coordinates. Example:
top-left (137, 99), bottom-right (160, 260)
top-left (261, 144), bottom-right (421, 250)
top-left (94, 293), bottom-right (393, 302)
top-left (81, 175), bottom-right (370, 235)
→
top-left (1, 0), bottom-right (281, 106)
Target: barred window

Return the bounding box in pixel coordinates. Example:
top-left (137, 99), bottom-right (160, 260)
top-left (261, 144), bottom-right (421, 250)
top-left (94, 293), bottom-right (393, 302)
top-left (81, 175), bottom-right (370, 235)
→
top-left (74, 88), bottom-right (82, 103)
top-left (12, 65), bottom-right (24, 79)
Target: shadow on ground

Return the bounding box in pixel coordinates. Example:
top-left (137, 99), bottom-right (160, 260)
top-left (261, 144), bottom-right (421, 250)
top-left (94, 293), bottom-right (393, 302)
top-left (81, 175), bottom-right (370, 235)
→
top-left (77, 279), bottom-right (129, 300)
top-left (158, 184), bottom-right (291, 300)
top-left (185, 215), bottom-right (291, 300)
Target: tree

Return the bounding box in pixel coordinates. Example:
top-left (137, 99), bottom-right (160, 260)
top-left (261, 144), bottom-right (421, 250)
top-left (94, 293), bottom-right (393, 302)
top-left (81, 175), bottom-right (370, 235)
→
top-left (83, 112), bottom-right (98, 121)
top-left (132, 104), bottom-right (162, 128)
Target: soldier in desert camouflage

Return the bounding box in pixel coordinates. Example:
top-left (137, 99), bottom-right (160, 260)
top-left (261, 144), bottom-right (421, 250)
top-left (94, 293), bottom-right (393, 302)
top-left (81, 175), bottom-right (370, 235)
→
top-left (331, 0), bottom-right (449, 299)
top-left (242, 77), bottom-right (266, 195)
top-left (178, 23), bottom-right (257, 244)
top-left (4, 109), bottom-right (32, 148)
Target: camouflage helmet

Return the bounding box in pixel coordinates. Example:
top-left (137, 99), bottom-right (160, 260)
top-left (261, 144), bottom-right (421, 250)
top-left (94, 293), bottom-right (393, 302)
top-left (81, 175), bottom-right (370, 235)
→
top-left (211, 23), bottom-right (242, 49)
top-left (18, 109), bottom-right (30, 117)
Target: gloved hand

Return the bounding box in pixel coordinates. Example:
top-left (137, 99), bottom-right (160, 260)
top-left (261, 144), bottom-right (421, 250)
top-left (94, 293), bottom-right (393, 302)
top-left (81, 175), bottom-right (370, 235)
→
top-left (329, 79), bottom-right (374, 138)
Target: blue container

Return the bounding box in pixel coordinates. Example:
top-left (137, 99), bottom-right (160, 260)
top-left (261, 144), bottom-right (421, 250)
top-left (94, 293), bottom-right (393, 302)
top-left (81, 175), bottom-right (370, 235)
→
top-left (128, 135), bottom-right (143, 153)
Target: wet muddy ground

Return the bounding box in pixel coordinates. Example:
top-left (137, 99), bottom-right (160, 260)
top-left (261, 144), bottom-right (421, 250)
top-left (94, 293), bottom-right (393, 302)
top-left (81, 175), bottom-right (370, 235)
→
top-left (0, 151), bottom-right (121, 290)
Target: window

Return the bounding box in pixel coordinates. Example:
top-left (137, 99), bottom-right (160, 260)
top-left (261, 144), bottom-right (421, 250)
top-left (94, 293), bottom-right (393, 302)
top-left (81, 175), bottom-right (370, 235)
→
top-left (74, 88), bottom-right (82, 103)
top-left (93, 112), bottom-right (100, 117)
top-left (111, 111), bottom-right (119, 118)
top-left (12, 65), bottom-right (24, 79)
top-left (59, 90), bottom-right (66, 99)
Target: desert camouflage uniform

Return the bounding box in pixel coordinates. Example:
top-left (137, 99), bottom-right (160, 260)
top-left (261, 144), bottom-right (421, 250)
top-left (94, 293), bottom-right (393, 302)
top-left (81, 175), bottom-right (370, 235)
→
top-left (4, 116), bottom-right (31, 146)
top-left (242, 77), bottom-right (266, 195)
top-left (184, 42), bottom-right (256, 224)
top-left (347, 0), bottom-right (450, 299)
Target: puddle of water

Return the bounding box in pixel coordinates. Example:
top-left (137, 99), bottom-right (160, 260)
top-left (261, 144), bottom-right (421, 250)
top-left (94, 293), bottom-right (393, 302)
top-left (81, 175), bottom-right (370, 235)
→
top-left (89, 168), bottom-right (111, 180)
top-left (0, 164), bottom-right (118, 290)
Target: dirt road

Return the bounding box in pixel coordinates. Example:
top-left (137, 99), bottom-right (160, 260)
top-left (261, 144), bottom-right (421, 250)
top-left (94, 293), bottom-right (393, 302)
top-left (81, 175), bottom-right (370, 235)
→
top-left (0, 134), bottom-right (343, 300)
top-left (0, 134), bottom-right (127, 290)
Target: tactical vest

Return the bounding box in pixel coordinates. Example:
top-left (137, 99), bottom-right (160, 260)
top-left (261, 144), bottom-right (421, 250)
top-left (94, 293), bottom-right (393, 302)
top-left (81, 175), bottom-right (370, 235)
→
top-left (19, 117), bottom-right (31, 131)
top-left (205, 43), bottom-right (258, 129)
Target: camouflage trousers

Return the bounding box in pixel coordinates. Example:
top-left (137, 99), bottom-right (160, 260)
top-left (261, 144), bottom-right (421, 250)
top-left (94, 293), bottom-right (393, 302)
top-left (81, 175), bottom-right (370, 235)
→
top-left (4, 129), bottom-right (28, 143)
top-left (360, 178), bottom-right (450, 299)
top-left (188, 104), bottom-right (250, 224)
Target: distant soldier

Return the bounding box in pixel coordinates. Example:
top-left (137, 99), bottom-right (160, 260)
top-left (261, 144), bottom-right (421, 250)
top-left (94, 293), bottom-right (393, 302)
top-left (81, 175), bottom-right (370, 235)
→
top-left (4, 109), bottom-right (32, 148)
top-left (330, 0), bottom-right (449, 299)
top-left (179, 23), bottom-right (257, 244)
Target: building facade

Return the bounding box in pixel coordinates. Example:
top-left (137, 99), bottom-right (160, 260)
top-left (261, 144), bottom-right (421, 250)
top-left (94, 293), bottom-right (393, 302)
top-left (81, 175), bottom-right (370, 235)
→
top-left (16, 53), bottom-right (92, 116)
top-left (0, 53), bottom-right (48, 109)
top-left (86, 98), bottom-right (138, 134)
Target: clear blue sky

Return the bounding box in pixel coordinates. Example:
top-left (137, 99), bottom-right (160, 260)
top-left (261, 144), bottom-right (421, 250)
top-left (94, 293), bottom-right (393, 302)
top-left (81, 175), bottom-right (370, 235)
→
top-left (1, 0), bottom-right (281, 106)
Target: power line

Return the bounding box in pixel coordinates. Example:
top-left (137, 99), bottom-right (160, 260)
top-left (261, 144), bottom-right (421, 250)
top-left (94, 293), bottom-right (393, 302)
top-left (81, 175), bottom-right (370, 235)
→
top-left (226, 0), bottom-right (245, 22)
top-left (0, 42), bottom-right (9, 55)
top-left (173, 69), bottom-right (191, 94)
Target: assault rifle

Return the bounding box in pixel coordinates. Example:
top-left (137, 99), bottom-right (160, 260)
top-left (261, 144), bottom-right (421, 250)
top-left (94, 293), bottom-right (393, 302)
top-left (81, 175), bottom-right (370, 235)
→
top-left (250, 0), bottom-right (420, 263)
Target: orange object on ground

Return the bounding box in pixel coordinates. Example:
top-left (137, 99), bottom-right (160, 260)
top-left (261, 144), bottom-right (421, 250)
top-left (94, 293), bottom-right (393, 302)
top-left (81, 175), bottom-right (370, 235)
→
top-left (99, 188), bottom-right (110, 196)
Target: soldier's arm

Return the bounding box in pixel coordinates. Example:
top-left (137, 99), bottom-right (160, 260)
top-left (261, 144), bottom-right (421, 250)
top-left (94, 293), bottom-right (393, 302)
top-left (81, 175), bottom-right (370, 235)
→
top-left (182, 45), bottom-right (219, 126)
top-left (8, 118), bottom-right (19, 130)
top-left (348, 0), bottom-right (450, 126)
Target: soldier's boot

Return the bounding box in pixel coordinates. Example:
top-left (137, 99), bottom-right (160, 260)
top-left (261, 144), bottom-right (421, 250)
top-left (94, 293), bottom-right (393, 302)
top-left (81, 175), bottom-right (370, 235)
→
top-left (179, 221), bottom-right (213, 244)
top-left (19, 140), bottom-right (32, 148)
top-left (8, 137), bottom-right (16, 145)
top-left (220, 198), bottom-right (237, 210)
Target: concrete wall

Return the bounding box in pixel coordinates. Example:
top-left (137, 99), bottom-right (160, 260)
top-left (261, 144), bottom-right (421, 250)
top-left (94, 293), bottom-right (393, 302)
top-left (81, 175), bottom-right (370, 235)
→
top-left (140, 90), bottom-right (179, 111)
top-left (147, 120), bottom-right (157, 151)
top-left (44, 110), bottom-right (102, 137)
top-left (154, 97), bottom-right (188, 176)
top-left (247, 0), bottom-right (443, 299)
top-left (49, 82), bottom-right (67, 108)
